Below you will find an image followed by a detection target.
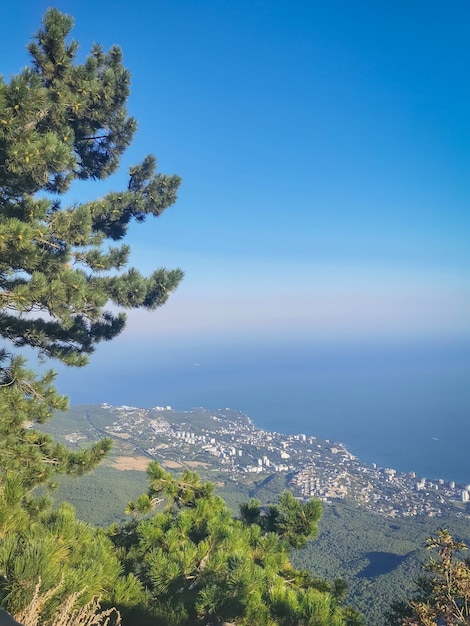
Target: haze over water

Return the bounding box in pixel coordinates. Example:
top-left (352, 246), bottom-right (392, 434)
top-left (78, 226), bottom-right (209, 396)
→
top-left (57, 335), bottom-right (470, 486)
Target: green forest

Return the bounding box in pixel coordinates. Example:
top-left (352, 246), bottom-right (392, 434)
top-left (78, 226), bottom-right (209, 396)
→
top-left (1, 9), bottom-right (470, 626)
top-left (43, 454), bottom-right (470, 626)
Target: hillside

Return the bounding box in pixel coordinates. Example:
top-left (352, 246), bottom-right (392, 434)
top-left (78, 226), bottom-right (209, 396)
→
top-left (40, 403), bottom-right (470, 625)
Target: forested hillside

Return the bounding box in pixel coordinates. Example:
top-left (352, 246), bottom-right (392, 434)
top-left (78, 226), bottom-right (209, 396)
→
top-left (46, 443), bottom-right (470, 626)
top-left (36, 401), bottom-right (470, 625)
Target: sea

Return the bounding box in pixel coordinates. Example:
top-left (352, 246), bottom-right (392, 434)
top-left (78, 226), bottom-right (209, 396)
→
top-left (54, 335), bottom-right (470, 486)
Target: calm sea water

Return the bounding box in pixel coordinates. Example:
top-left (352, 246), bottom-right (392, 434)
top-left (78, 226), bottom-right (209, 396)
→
top-left (56, 337), bottom-right (470, 485)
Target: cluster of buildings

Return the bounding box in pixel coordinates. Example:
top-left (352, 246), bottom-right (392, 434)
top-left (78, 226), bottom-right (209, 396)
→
top-left (84, 403), bottom-right (470, 519)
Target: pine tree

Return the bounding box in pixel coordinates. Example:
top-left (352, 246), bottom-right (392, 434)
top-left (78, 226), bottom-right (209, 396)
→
top-left (0, 501), bottom-right (145, 619)
top-left (387, 530), bottom-right (470, 626)
top-left (111, 462), bottom-right (362, 626)
top-left (0, 9), bottom-right (183, 500)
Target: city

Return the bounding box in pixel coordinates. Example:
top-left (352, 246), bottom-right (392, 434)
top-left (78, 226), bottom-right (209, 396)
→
top-left (62, 403), bottom-right (470, 519)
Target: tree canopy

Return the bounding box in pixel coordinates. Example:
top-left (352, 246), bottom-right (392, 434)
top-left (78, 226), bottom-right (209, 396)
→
top-left (0, 8), bottom-right (183, 499)
top-left (109, 463), bottom-right (362, 626)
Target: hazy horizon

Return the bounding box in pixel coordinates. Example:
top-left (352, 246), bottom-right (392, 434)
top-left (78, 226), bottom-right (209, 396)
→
top-left (4, 1), bottom-right (469, 345)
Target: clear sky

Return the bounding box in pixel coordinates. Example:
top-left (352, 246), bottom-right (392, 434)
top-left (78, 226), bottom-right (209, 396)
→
top-left (3, 1), bottom-right (470, 349)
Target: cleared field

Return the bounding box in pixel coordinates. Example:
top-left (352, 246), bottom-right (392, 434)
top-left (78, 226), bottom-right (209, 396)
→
top-left (108, 456), bottom-right (150, 471)
top-left (163, 460), bottom-right (184, 469)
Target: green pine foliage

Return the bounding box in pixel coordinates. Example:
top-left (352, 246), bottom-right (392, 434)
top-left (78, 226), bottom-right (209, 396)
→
top-left (0, 8), bottom-right (182, 622)
top-left (0, 501), bottom-right (145, 619)
top-left (109, 462), bottom-right (363, 626)
top-left (0, 7), bottom-right (183, 503)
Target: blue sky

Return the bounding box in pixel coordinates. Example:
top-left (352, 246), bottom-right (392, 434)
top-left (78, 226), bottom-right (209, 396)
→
top-left (3, 1), bottom-right (470, 349)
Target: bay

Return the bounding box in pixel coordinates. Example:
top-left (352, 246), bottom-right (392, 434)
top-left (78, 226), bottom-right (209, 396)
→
top-left (56, 336), bottom-right (470, 485)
